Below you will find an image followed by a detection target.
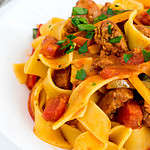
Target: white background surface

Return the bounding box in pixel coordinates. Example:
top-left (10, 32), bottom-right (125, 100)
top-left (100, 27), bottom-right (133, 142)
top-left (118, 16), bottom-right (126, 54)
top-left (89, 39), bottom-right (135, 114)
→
top-left (0, 0), bottom-right (112, 149)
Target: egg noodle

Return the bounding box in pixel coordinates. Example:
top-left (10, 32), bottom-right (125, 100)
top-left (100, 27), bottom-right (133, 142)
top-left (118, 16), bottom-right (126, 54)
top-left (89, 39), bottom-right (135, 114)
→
top-left (14, 0), bottom-right (150, 149)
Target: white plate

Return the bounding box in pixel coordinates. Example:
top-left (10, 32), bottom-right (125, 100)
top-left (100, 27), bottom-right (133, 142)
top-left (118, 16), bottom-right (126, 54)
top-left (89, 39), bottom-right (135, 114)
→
top-left (0, 0), bottom-right (112, 149)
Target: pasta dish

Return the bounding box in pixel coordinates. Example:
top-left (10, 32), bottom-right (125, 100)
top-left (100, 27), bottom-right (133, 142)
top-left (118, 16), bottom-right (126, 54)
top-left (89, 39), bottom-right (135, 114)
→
top-left (13, 0), bottom-right (150, 149)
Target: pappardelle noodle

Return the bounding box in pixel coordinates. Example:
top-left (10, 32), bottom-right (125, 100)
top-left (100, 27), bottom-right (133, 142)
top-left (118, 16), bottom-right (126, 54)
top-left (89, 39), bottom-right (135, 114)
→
top-left (14, 0), bottom-right (150, 149)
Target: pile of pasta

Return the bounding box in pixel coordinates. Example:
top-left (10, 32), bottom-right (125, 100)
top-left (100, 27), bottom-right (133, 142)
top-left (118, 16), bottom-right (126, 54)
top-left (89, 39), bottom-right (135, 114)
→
top-left (14, 0), bottom-right (150, 149)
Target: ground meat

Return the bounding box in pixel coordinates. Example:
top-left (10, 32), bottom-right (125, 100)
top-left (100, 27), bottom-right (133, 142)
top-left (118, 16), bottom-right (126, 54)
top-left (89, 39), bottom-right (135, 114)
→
top-left (53, 66), bottom-right (72, 90)
top-left (136, 25), bottom-right (150, 38)
top-left (136, 11), bottom-right (150, 26)
top-left (63, 19), bottom-right (78, 34)
top-left (142, 102), bottom-right (150, 127)
top-left (95, 20), bottom-right (128, 57)
top-left (99, 2), bottom-right (111, 15)
top-left (75, 0), bottom-right (101, 23)
top-left (117, 100), bottom-right (143, 129)
top-left (92, 54), bottom-right (120, 69)
top-left (98, 88), bottom-right (133, 118)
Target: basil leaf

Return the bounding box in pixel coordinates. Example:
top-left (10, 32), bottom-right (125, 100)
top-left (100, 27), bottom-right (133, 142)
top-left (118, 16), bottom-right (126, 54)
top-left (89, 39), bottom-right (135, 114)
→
top-left (113, 10), bottom-right (129, 15)
top-left (60, 41), bottom-right (73, 50)
top-left (107, 8), bottom-right (114, 15)
top-left (108, 24), bottom-right (112, 34)
top-left (72, 7), bottom-right (88, 15)
top-left (109, 36), bottom-right (122, 43)
top-left (142, 49), bottom-right (150, 62)
top-left (72, 16), bottom-right (88, 27)
top-left (78, 41), bottom-right (88, 54)
top-left (57, 39), bottom-right (67, 45)
top-left (66, 43), bottom-right (75, 54)
top-left (78, 24), bottom-right (96, 31)
top-left (33, 28), bottom-right (38, 39)
top-left (85, 31), bottom-right (94, 39)
top-left (147, 9), bottom-right (150, 15)
top-left (94, 14), bottom-right (108, 24)
top-left (76, 69), bottom-right (87, 80)
top-left (123, 54), bottom-right (133, 63)
top-left (67, 34), bottom-right (77, 40)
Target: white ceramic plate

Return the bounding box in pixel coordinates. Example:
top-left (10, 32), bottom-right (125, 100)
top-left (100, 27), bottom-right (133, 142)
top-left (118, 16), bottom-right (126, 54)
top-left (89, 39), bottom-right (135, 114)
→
top-left (0, 0), bottom-right (112, 149)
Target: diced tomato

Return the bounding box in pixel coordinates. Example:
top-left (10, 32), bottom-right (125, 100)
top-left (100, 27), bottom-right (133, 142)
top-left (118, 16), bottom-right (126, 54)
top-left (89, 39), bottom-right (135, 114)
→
top-left (117, 101), bottom-right (143, 129)
top-left (43, 94), bottom-right (69, 121)
top-left (40, 36), bottom-right (61, 58)
top-left (99, 65), bottom-right (138, 79)
top-left (28, 93), bottom-right (34, 120)
top-left (120, 52), bottom-right (144, 65)
top-left (37, 24), bottom-right (43, 38)
top-left (72, 37), bottom-right (91, 46)
top-left (26, 75), bottom-right (38, 90)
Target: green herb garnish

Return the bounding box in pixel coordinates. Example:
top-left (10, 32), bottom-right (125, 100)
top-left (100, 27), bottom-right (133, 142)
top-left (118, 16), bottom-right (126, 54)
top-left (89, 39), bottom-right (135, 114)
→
top-left (72, 16), bottom-right (88, 27)
top-left (109, 36), bottom-right (122, 43)
top-left (66, 43), bottom-right (76, 54)
top-left (108, 24), bottom-right (112, 34)
top-left (48, 25), bottom-right (51, 28)
top-left (113, 10), bottom-right (129, 15)
top-left (147, 9), bottom-right (150, 15)
top-left (107, 8), bottom-right (114, 15)
top-left (76, 69), bottom-right (87, 80)
top-left (142, 49), bottom-right (150, 62)
top-left (56, 39), bottom-right (67, 45)
top-left (123, 54), bottom-right (133, 63)
top-left (67, 34), bottom-right (77, 40)
top-left (86, 31), bottom-right (94, 39)
top-left (72, 7), bottom-right (88, 16)
top-left (77, 24), bottom-right (96, 31)
top-left (33, 28), bottom-right (38, 39)
top-left (94, 14), bottom-right (108, 24)
top-left (78, 41), bottom-right (88, 54)
top-left (92, 82), bottom-right (96, 86)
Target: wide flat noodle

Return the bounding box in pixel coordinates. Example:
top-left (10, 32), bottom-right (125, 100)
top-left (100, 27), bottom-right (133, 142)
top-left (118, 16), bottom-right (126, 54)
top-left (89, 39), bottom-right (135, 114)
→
top-left (113, 0), bottom-right (144, 12)
top-left (53, 75), bottom-right (129, 130)
top-left (32, 79), bottom-right (71, 149)
top-left (43, 68), bottom-right (72, 99)
top-left (124, 127), bottom-right (150, 150)
top-left (106, 142), bottom-right (122, 150)
top-left (61, 124), bottom-right (82, 146)
top-left (135, 0), bottom-right (150, 8)
top-left (13, 63), bottom-right (27, 84)
top-left (24, 44), bottom-right (48, 77)
top-left (73, 132), bottom-right (107, 150)
top-left (40, 17), bottom-right (65, 36)
top-left (124, 10), bottom-right (150, 50)
top-left (78, 101), bottom-right (111, 143)
top-left (129, 75), bottom-right (150, 104)
top-left (48, 20), bottom-right (66, 40)
top-left (39, 52), bottom-right (73, 70)
top-left (109, 125), bottom-right (132, 150)
top-left (34, 102), bottom-right (71, 149)
top-left (32, 36), bottom-right (45, 50)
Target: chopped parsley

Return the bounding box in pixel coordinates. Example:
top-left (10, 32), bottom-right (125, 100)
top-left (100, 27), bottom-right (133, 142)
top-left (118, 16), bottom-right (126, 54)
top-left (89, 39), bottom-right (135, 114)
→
top-left (107, 8), bottom-right (114, 15)
top-left (142, 49), bottom-right (150, 62)
top-left (92, 82), bottom-right (96, 86)
top-left (72, 16), bottom-right (88, 27)
top-left (147, 9), bottom-right (150, 15)
top-left (48, 25), bottom-right (51, 28)
top-left (85, 31), bottom-right (94, 39)
top-left (76, 69), bottom-right (87, 80)
top-left (67, 34), bottom-right (77, 40)
top-left (123, 54), bottom-right (133, 63)
top-left (108, 24), bottom-right (112, 34)
top-left (78, 41), bottom-right (88, 54)
top-left (66, 43), bottom-right (76, 54)
top-left (94, 14), bottom-right (108, 24)
top-left (109, 36), bottom-right (122, 44)
top-left (33, 28), bottom-right (38, 39)
top-left (56, 39), bottom-right (67, 45)
top-left (72, 7), bottom-right (88, 16)
top-left (77, 24), bottom-right (96, 31)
